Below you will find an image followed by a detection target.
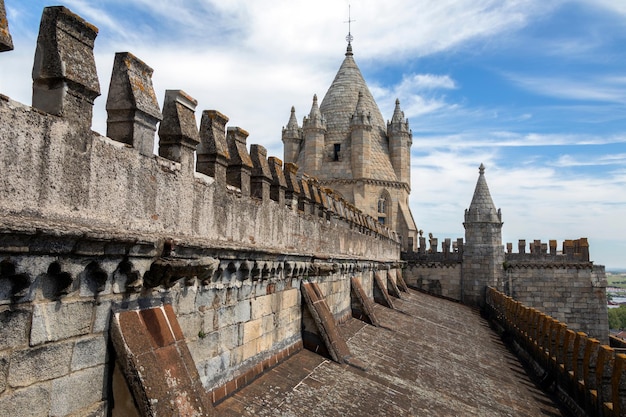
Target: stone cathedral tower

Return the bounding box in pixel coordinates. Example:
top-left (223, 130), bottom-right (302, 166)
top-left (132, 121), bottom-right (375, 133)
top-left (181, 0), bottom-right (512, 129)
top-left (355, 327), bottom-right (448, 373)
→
top-left (282, 40), bottom-right (418, 251)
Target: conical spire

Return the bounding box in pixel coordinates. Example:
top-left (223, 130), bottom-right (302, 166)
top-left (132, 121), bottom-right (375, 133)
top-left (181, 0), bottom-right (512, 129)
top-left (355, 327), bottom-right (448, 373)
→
top-left (314, 32), bottom-right (398, 182)
top-left (465, 164), bottom-right (501, 223)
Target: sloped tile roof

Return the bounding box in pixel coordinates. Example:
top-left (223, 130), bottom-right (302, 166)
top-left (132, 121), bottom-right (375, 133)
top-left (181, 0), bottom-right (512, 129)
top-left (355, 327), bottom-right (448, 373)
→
top-left (216, 290), bottom-right (566, 416)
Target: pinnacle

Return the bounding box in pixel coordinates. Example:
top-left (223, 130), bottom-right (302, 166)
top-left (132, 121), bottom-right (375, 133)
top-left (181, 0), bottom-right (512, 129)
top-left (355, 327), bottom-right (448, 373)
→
top-left (309, 94), bottom-right (322, 120)
top-left (391, 98), bottom-right (404, 123)
top-left (466, 164), bottom-right (501, 223)
top-left (286, 106), bottom-right (299, 129)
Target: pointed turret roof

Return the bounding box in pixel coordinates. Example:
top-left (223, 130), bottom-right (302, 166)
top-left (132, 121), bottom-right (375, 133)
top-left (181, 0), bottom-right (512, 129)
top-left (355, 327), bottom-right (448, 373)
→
top-left (309, 94), bottom-right (322, 120)
top-left (466, 164), bottom-right (501, 223)
top-left (391, 99), bottom-right (404, 123)
top-left (303, 94), bottom-right (326, 131)
top-left (286, 106), bottom-right (299, 130)
top-left (282, 105), bottom-right (301, 141)
top-left (317, 48), bottom-right (397, 181)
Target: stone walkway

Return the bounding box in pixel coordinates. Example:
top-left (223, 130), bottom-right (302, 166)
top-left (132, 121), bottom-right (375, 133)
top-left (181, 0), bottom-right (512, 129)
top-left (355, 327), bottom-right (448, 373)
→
top-left (216, 290), bottom-right (567, 416)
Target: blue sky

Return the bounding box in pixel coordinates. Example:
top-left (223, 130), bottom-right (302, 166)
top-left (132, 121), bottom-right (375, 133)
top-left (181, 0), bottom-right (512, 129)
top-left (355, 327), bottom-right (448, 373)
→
top-left (1, 0), bottom-right (625, 268)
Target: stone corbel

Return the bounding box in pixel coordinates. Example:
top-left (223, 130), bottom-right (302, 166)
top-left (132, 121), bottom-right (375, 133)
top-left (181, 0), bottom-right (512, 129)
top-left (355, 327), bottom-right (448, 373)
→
top-left (143, 257), bottom-right (219, 288)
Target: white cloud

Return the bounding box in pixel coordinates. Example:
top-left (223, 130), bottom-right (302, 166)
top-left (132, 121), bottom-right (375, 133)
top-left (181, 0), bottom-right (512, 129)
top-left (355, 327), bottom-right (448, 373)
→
top-left (579, 0), bottom-right (626, 16)
top-left (506, 74), bottom-right (626, 103)
top-left (553, 153), bottom-right (626, 167)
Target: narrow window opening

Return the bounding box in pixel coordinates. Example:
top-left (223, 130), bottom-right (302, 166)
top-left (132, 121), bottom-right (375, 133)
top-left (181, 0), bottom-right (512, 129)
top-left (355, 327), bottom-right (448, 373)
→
top-left (333, 143), bottom-right (341, 161)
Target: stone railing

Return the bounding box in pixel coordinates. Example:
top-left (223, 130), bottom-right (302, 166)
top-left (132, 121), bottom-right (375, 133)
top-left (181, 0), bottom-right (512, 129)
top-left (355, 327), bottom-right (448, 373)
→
top-left (485, 287), bottom-right (625, 417)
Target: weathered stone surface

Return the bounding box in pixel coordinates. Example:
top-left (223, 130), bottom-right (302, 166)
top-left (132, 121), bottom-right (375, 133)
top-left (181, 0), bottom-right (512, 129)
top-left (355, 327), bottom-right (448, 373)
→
top-left (9, 341), bottom-right (72, 387)
top-left (30, 300), bottom-right (93, 345)
top-left (301, 282), bottom-right (352, 364)
top-left (350, 276), bottom-right (379, 326)
top-left (32, 6), bottom-right (100, 122)
top-left (67, 401), bottom-right (107, 417)
top-left (0, 385), bottom-right (50, 417)
top-left (198, 110), bottom-right (230, 182)
top-left (373, 271), bottom-right (394, 309)
top-left (93, 299), bottom-right (113, 333)
top-left (0, 308), bottom-right (30, 350)
top-left (250, 144), bottom-right (272, 201)
top-left (268, 156), bottom-right (288, 205)
top-left (106, 52), bottom-right (162, 156)
top-left (0, 353), bottom-right (7, 394)
top-left (226, 126), bottom-right (253, 196)
top-left (50, 365), bottom-right (106, 416)
top-left (0, 0), bottom-right (13, 52)
top-left (111, 306), bottom-right (215, 416)
top-left (158, 89), bottom-right (200, 167)
top-left (71, 334), bottom-right (108, 371)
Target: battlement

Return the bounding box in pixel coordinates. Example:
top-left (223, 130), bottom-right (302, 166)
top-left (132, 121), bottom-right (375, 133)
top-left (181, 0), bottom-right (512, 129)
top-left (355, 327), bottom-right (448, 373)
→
top-left (402, 234), bottom-right (464, 263)
top-left (0, 6), bottom-right (399, 258)
top-left (505, 238), bottom-right (590, 265)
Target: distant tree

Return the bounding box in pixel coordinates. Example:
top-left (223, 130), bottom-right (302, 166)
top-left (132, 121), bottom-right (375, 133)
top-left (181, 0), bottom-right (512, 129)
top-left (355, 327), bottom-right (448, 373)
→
top-left (608, 305), bottom-right (626, 329)
top-left (609, 308), bottom-right (621, 329)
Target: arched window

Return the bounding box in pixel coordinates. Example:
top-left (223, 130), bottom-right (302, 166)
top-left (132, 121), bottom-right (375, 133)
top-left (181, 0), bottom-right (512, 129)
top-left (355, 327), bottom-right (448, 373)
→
top-left (377, 191), bottom-right (390, 225)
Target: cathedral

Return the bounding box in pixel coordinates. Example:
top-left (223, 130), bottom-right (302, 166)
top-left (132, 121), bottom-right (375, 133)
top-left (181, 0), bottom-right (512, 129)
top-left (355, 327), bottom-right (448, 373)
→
top-left (281, 40), bottom-right (418, 252)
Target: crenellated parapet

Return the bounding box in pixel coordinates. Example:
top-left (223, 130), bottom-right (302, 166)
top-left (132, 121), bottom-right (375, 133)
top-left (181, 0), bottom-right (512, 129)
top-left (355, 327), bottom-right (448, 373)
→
top-left (505, 237), bottom-right (591, 266)
top-left (1, 6), bottom-right (400, 258)
top-left (402, 235), bottom-right (464, 264)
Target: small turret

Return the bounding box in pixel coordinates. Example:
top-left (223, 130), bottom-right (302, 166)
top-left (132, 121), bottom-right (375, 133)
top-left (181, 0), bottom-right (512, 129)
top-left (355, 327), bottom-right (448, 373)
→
top-left (302, 95), bottom-right (327, 173)
top-left (462, 164), bottom-right (504, 307)
top-left (281, 106), bottom-right (302, 164)
top-left (387, 98), bottom-right (412, 188)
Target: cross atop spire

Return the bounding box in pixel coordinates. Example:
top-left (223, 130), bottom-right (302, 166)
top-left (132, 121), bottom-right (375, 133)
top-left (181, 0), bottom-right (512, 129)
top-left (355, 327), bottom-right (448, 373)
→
top-left (344, 4), bottom-right (355, 56)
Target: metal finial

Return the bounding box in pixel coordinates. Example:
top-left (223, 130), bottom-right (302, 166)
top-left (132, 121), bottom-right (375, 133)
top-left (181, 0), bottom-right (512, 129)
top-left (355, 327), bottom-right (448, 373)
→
top-left (344, 5), bottom-right (355, 46)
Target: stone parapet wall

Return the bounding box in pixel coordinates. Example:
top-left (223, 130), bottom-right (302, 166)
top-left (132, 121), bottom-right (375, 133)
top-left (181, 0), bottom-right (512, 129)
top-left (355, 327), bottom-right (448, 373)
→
top-left (485, 288), bottom-right (620, 416)
top-left (503, 263), bottom-right (608, 342)
top-left (0, 95), bottom-right (398, 261)
top-left (403, 263), bottom-right (461, 299)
